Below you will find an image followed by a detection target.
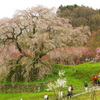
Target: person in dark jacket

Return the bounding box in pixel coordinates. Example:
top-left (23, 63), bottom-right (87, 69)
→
top-left (84, 81), bottom-right (88, 92)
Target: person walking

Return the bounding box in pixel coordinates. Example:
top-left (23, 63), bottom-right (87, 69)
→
top-left (44, 93), bottom-right (49, 100)
top-left (84, 81), bottom-right (88, 92)
top-left (67, 85), bottom-right (72, 99)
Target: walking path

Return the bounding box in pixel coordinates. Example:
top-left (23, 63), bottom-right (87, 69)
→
top-left (73, 86), bottom-right (100, 97)
top-left (63, 86), bottom-right (100, 100)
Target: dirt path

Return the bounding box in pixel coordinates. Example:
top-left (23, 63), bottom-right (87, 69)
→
top-left (73, 86), bottom-right (100, 97)
top-left (63, 86), bottom-right (100, 100)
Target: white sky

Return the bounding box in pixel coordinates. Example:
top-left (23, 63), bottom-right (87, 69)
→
top-left (0, 0), bottom-right (100, 18)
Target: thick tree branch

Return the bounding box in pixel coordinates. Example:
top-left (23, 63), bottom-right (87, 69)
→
top-left (15, 41), bottom-right (32, 58)
top-left (16, 55), bottom-right (24, 64)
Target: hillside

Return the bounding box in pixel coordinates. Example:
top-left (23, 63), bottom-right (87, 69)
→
top-left (57, 4), bottom-right (100, 31)
top-left (0, 62), bottom-right (100, 99)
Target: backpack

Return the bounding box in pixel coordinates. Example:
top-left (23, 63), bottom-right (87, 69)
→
top-left (71, 87), bottom-right (74, 90)
top-left (84, 83), bottom-right (88, 87)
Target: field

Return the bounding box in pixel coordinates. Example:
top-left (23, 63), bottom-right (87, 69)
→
top-left (0, 90), bottom-right (100, 100)
top-left (0, 62), bottom-right (100, 100)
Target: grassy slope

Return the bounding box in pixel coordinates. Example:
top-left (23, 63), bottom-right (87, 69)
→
top-left (0, 62), bottom-right (100, 100)
top-left (70, 90), bottom-right (100, 100)
top-left (61, 62), bottom-right (100, 94)
top-left (0, 91), bottom-right (100, 100)
top-left (0, 92), bottom-right (56, 100)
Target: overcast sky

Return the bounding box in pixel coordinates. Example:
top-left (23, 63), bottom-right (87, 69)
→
top-left (0, 0), bottom-right (99, 18)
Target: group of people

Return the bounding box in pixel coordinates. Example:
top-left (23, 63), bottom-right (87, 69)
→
top-left (67, 85), bottom-right (74, 99)
top-left (44, 85), bottom-right (74, 100)
top-left (84, 73), bottom-right (100, 92)
top-left (92, 73), bottom-right (100, 86)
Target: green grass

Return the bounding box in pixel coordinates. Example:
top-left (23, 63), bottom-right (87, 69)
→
top-left (0, 92), bottom-right (56, 100)
top-left (0, 62), bottom-right (100, 99)
top-left (2, 62), bottom-right (100, 85)
top-left (0, 90), bottom-right (100, 100)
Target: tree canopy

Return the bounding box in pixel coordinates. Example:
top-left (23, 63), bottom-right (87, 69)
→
top-left (57, 5), bottom-right (100, 31)
top-left (0, 6), bottom-right (91, 82)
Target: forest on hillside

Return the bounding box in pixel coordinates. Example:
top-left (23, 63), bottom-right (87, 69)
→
top-left (56, 4), bottom-right (100, 62)
top-left (57, 4), bottom-right (100, 31)
top-left (0, 5), bottom-right (100, 82)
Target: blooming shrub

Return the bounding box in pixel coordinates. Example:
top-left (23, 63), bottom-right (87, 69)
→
top-left (47, 70), bottom-right (67, 99)
top-left (46, 46), bottom-right (95, 65)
